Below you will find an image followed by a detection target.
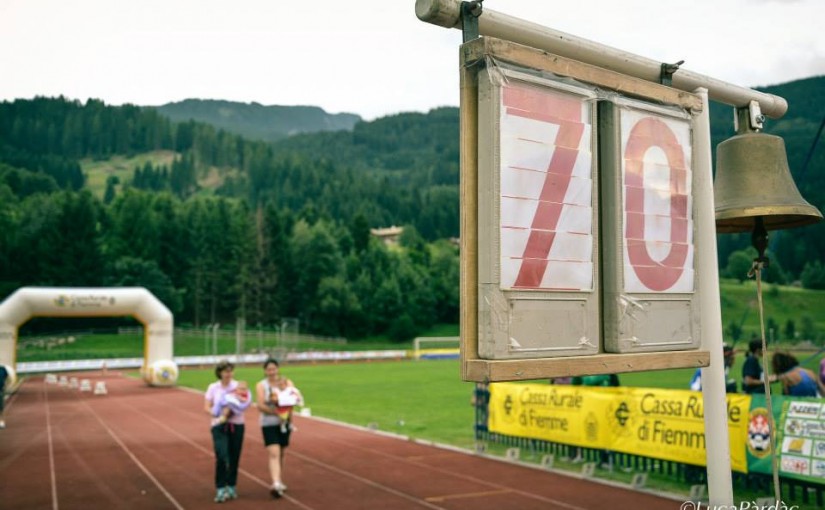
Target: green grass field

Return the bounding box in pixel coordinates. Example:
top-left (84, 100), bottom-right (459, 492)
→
top-left (18, 334), bottom-right (144, 361)
top-left (178, 359), bottom-right (477, 448)
top-left (720, 279), bottom-right (825, 344)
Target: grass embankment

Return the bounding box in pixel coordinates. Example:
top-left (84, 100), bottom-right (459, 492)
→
top-left (82, 150), bottom-right (248, 199)
top-left (81, 151), bottom-right (179, 198)
top-left (720, 279), bottom-right (825, 344)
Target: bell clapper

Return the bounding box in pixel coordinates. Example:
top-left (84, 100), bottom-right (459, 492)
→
top-left (750, 216), bottom-right (769, 269)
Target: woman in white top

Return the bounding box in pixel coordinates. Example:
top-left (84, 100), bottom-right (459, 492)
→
top-left (256, 358), bottom-right (297, 498)
top-left (205, 360), bottom-right (251, 503)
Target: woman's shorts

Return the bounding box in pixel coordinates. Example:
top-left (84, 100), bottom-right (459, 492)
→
top-left (262, 425), bottom-right (291, 447)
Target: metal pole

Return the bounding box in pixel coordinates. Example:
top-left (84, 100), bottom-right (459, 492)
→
top-left (235, 317), bottom-right (245, 361)
top-left (415, 0), bottom-right (788, 118)
top-left (694, 87), bottom-right (734, 505)
top-left (212, 323), bottom-right (220, 356)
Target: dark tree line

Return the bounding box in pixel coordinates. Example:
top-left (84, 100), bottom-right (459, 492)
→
top-left (0, 187), bottom-right (459, 339)
top-left (130, 154), bottom-right (197, 198)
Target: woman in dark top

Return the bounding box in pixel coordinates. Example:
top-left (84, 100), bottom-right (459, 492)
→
top-left (742, 339), bottom-right (766, 394)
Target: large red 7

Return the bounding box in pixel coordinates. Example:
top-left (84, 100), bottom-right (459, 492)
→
top-left (500, 83), bottom-right (587, 289)
top-left (624, 117), bottom-right (689, 291)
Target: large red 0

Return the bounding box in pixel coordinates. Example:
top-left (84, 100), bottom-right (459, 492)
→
top-left (624, 117), bottom-right (690, 292)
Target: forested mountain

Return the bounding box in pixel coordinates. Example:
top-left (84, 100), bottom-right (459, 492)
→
top-left (0, 96), bottom-right (459, 339)
top-left (156, 99), bottom-right (361, 143)
top-left (0, 75), bottom-right (823, 338)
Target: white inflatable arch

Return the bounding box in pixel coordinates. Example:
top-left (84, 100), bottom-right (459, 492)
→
top-left (0, 287), bottom-right (178, 386)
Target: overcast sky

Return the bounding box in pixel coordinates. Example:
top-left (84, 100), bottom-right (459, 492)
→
top-left (1, 0), bottom-right (823, 120)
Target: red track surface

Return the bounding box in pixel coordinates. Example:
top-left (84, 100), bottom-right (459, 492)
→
top-left (0, 374), bottom-right (682, 509)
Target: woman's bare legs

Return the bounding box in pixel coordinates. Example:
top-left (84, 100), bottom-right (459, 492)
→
top-left (267, 444), bottom-right (282, 485)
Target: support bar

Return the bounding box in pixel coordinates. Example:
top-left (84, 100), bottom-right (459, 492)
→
top-left (415, 0), bottom-right (788, 118)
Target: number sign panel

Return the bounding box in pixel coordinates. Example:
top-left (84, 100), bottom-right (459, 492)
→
top-left (477, 67), bottom-right (600, 359)
top-left (621, 107), bottom-right (694, 293)
top-left (498, 82), bottom-right (595, 291)
top-left (600, 100), bottom-right (701, 353)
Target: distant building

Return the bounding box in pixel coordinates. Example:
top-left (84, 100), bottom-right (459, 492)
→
top-left (370, 226), bottom-right (404, 246)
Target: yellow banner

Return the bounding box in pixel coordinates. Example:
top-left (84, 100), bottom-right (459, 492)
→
top-left (488, 383), bottom-right (750, 472)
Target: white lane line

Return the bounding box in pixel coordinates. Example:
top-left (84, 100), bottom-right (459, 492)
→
top-left (104, 396), bottom-right (318, 510)
top-left (144, 386), bottom-right (580, 510)
top-left (155, 394), bottom-right (447, 509)
top-left (78, 398), bottom-right (185, 510)
top-left (318, 431), bottom-right (589, 510)
top-left (112, 382), bottom-right (445, 510)
top-left (43, 383), bottom-right (59, 510)
top-left (288, 450), bottom-right (447, 510)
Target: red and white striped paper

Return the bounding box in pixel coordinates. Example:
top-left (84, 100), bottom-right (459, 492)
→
top-left (498, 82), bottom-right (594, 291)
top-left (620, 108), bottom-right (694, 293)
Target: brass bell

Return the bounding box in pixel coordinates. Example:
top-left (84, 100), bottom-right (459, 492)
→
top-left (714, 107), bottom-right (822, 234)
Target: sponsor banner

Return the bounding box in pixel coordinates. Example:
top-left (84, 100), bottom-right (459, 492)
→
top-left (776, 397), bottom-right (825, 484)
top-left (488, 383), bottom-right (749, 472)
top-left (53, 294), bottom-right (118, 308)
top-left (744, 396), bottom-right (777, 474)
top-left (488, 383), bottom-right (614, 448)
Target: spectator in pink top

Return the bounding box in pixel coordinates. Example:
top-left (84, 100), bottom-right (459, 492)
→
top-left (205, 360), bottom-right (251, 503)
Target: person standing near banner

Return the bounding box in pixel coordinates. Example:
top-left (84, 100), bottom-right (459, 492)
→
top-left (0, 364), bottom-right (8, 429)
top-left (819, 357), bottom-right (825, 387)
top-left (770, 351), bottom-right (825, 397)
top-left (690, 344), bottom-right (737, 393)
top-left (742, 339), bottom-right (766, 394)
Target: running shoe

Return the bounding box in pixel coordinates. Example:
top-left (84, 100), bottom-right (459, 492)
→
top-left (226, 486), bottom-right (237, 499)
top-left (214, 487), bottom-right (228, 503)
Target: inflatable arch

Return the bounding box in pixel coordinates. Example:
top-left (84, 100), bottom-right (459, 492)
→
top-left (0, 287), bottom-right (178, 386)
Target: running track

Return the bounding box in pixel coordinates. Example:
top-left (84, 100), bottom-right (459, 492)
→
top-left (0, 374), bottom-right (681, 509)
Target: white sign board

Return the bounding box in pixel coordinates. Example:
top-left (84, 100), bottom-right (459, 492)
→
top-left (620, 106), bottom-right (694, 293)
top-left (601, 100), bottom-right (701, 352)
top-left (477, 67), bottom-right (600, 359)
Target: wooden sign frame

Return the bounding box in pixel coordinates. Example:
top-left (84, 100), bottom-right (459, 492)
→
top-left (459, 37), bottom-right (709, 382)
